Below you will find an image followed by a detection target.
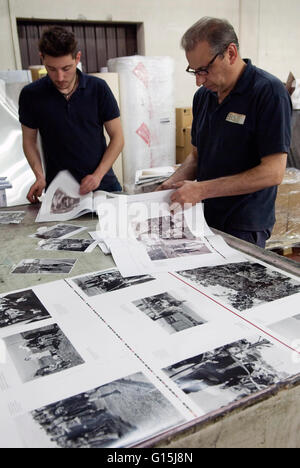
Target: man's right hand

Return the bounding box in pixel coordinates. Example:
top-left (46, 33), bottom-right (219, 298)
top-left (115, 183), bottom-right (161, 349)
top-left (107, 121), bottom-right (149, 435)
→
top-left (155, 179), bottom-right (175, 192)
top-left (27, 179), bottom-right (46, 204)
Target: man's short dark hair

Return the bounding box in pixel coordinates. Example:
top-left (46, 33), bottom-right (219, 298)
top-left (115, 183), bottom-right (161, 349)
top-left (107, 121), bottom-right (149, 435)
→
top-left (181, 17), bottom-right (239, 54)
top-left (39, 26), bottom-right (78, 58)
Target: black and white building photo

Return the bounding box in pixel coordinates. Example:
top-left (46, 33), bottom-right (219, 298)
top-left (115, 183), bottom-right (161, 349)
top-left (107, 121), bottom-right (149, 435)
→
top-left (11, 258), bottom-right (77, 274)
top-left (0, 289), bottom-right (50, 329)
top-left (33, 224), bottom-right (84, 240)
top-left (133, 215), bottom-right (196, 240)
top-left (38, 238), bottom-right (95, 252)
top-left (178, 261), bottom-right (300, 311)
top-left (72, 269), bottom-right (154, 297)
top-left (143, 237), bottom-right (211, 261)
top-left (133, 291), bottom-right (206, 334)
top-left (4, 323), bottom-right (84, 382)
top-left (25, 371), bottom-right (183, 448)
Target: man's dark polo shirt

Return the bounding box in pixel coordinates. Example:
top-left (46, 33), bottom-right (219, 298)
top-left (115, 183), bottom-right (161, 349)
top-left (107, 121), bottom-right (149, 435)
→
top-left (191, 59), bottom-right (292, 232)
top-left (19, 70), bottom-right (120, 191)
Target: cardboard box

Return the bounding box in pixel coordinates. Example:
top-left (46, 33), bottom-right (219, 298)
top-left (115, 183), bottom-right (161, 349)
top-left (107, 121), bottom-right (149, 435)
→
top-left (176, 126), bottom-right (193, 163)
top-left (176, 108), bottom-right (193, 129)
top-left (176, 127), bottom-right (185, 147)
top-left (29, 66), bottom-right (47, 81)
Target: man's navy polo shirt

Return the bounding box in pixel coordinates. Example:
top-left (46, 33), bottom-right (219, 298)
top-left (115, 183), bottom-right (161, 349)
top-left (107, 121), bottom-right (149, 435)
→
top-left (19, 70), bottom-right (120, 190)
top-left (191, 59), bottom-right (292, 232)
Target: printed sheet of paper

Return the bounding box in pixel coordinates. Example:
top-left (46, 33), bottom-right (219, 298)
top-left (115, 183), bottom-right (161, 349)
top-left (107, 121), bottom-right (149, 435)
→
top-left (35, 170), bottom-right (107, 223)
top-left (11, 258), bottom-right (77, 275)
top-left (30, 223), bottom-right (87, 240)
top-left (37, 238), bottom-right (98, 253)
top-left (67, 265), bottom-right (300, 417)
top-left (107, 233), bottom-right (245, 278)
top-left (1, 255), bottom-right (300, 447)
top-left (96, 191), bottom-right (244, 276)
top-left (0, 211), bottom-right (25, 224)
top-left (0, 280), bottom-right (191, 448)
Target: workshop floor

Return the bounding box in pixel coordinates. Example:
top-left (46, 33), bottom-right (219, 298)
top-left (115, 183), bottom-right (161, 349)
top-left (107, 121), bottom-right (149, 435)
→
top-left (272, 247), bottom-right (300, 264)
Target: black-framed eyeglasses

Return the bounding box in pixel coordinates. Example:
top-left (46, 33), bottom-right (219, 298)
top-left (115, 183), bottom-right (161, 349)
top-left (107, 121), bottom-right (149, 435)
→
top-left (186, 52), bottom-right (220, 76)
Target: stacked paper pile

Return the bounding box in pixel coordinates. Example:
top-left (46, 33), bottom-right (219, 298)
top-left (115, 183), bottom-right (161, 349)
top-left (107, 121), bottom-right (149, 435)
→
top-left (0, 177), bottom-right (12, 207)
top-left (134, 165), bottom-right (179, 193)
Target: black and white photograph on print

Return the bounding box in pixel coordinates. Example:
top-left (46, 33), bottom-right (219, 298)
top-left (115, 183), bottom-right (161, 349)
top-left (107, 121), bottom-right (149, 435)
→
top-left (18, 371), bottom-right (184, 448)
top-left (71, 268), bottom-right (155, 297)
top-left (3, 323), bottom-right (84, 382)
top-left (37, 238), bottom-right (96, 252)
top-left (142, 237), bottom-right (211, 261)
top-left (132, 291), bottom-right (206, 334)
top-left (269, 314), bottom-right (300, 342)
top-left (11, 258), bottom-right (77, 275)
top-left (30, 223), bottom-right (86, 240)
top-left (177, 261), bottom-right (300, 311)
top-left (51, 188), bottom-right (80, 214)
top-left (0, 211), bottom-right (25, 224)
top-left (163, 336), bottom-right (289, 413)
top-left (133, 214), bottom-right (196, 240)
top-left (0, 289), bottom-right (50, 329)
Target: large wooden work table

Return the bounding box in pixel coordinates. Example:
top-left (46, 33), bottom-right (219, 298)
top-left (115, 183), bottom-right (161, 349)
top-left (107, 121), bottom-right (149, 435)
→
top-left (0, 203), bottom-right (300, 448)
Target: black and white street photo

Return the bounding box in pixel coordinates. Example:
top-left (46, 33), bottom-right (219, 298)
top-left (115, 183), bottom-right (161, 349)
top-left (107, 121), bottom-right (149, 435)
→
top-left (163, 336), bottom-right (289, 412)
top-left (11, 258), bottom-right (77, 275)
top-left (72, 268), bottom-right (154, 297)
top-left (23, 371), bottom-right (183, 448)
top-left (143, 237), bottom-right (211, 261)
top-left (51, 188), bottom-right (80, 214)
top-left (0, 211), bottom-right (25, 224)
top-left (4, 323), bottom-right (84, 382)
top-left (178, 261), bottom-right (300, 311)
top-left (37, 238), bottom-right (96, 252)
top-left (0, 289), bottom-right (50, 329)
top-left (133, 292), bottom-right (206, 334)
top-left (31, 224), bottom-right (86, 240)
top-left (133, 215), bottom-right (195, 241)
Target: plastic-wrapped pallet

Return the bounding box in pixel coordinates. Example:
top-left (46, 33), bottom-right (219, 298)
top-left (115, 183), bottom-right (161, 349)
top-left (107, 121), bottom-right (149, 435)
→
top-left (108, 56), bottom-right (176, 193)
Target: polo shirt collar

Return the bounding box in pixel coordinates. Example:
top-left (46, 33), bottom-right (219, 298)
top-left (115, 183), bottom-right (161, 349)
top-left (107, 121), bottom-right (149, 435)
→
top-left (231, 58), bottom-right (255, 95)
top-left (44, 67), bottom-right (87, 89)
top-left (77, 68), bottom-right (87, 89)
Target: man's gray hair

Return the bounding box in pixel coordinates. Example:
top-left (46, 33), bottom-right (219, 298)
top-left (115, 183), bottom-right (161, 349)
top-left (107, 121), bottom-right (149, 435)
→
top-left (181, 17), bottom-right (239, 54)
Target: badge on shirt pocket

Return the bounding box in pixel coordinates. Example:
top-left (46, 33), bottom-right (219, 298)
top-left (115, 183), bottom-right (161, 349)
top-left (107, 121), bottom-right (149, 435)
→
top-left (226, 112), bottom-right (246, 125)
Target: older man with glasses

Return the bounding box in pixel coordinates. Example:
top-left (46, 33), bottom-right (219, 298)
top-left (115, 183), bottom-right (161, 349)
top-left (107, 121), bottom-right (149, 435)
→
top-left (158, 17), bottom-right (292, 248)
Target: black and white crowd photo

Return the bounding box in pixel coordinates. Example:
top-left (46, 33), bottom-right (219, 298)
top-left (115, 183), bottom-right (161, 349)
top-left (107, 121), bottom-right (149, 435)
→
top-left (4, 323), bottom-right (84, 382)
top-left (163, 336), bottom-right (289, 413)
top-left (0, 289), bottom-right (50, 329)
top-left (20, 372), bottom-right (183, 448)
top-left (72, 268), bottom-right (155, 297)
top-left (133, 291), bottom-right (206, 334)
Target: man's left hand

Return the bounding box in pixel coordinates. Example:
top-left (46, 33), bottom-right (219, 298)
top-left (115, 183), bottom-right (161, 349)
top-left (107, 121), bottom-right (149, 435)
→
top-left (79, 174), bottom-right (102, 195)
top-left (170, 180), bottom-right (206, 207)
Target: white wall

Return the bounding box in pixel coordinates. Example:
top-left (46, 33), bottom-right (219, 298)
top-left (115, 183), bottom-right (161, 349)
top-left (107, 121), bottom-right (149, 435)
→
top-left (1, 0), bottom-right (300, 107)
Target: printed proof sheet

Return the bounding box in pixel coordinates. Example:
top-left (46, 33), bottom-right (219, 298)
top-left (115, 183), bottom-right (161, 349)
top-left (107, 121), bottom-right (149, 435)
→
top-left (95, 190), bottom-right (245, 277)
top-left (0, 280), bottom-right (190, 448)
top-left (35, 171), bottom-right (108, 223)
top-left (67, 260), bottom-right (300, 420)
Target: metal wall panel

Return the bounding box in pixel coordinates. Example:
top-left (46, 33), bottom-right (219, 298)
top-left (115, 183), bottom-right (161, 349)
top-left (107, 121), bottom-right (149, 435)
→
top-left (17, 20), bottom-right (138, 73)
